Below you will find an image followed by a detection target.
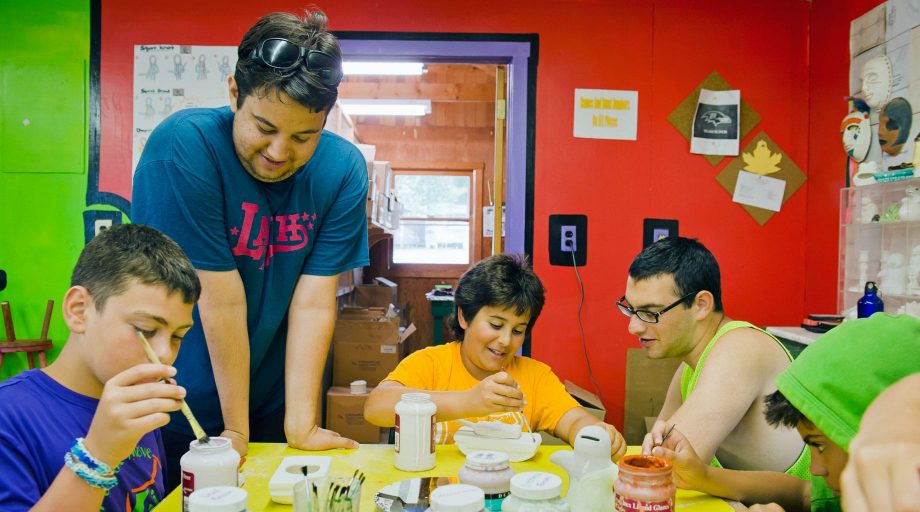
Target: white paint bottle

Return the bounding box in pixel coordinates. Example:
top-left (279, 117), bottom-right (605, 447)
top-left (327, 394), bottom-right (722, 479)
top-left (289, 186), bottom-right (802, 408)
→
top-left (394, 392), bottom-right (437, 471)
top-left (181, 437), bottom-right (240, 512)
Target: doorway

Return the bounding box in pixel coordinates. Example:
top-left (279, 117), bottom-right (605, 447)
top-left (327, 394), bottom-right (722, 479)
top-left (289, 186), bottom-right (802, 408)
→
top-left (335, 33), bottom-right (538, 354)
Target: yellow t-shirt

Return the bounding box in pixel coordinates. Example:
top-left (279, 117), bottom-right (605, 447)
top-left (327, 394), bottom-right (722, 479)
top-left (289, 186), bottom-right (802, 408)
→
top-left (383, 341), bottom-right (581, 444)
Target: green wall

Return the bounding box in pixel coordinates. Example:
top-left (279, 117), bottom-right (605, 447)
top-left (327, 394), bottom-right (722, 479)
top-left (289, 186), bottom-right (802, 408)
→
top-left (0, 0), bottom-right (90, 379)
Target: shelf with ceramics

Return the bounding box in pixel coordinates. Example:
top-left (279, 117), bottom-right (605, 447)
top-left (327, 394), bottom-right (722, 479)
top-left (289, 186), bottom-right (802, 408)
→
top-left (838, 179), bottom-right (920, 318)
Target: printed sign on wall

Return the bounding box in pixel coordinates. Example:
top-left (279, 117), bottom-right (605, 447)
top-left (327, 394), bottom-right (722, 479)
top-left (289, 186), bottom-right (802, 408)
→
top-left (133, 44), bottom-right (238, 172)
top-left (573, 89), bottom-right (638, 140)
top-left (691, 89), bottom-right (740, 156)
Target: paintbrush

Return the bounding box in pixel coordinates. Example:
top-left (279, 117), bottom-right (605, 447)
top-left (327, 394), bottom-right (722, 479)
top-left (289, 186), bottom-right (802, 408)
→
top-left (655, 423), bottom-right (676, 448)
top-left (502, 364), bottom-right (535, 443)
top-left (135, 330), bottom-right (210, 444)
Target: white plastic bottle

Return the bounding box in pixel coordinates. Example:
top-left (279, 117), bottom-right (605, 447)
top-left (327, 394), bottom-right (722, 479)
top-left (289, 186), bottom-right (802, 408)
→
top-left (427, 484), bottom-right (487, 512)
top-left (394, 392), bottom-right (437, 471)
top-left (180, 437), bottom-right (240, 512)
top-left (501, 472), bottom-right (569, 511)
top-left (188, 486), bottom-right (248, 512)
top-left (459, 451), bottom-right (514, 511)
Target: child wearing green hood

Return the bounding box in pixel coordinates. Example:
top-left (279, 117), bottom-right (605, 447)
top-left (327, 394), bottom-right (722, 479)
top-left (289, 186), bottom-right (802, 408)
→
top-left (643, 313), bottom-right (920, 511)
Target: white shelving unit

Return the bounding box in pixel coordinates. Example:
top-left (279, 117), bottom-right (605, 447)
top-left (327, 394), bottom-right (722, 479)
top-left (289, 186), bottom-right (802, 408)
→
top-left (838, 177), bottom-right (920, 317)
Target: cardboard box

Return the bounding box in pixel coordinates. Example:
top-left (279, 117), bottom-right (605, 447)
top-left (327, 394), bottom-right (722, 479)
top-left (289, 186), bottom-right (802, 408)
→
top-left (354, 277), bottom-right (398, 308)
top-left (540, 379), bottom-right (607, 446)
top-left (333, 307), bottom-right (416, 386)
top-left (325, 386), bottom-right (387, 444)
top-left (623, 348), bottom-right (681, 445)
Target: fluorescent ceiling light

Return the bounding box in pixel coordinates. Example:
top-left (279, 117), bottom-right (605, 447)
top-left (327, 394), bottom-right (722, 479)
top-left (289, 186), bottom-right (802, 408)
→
top-left (338, 99), bottom-right (432, 117)
top-left (343, 61), bottom-right (425, 75)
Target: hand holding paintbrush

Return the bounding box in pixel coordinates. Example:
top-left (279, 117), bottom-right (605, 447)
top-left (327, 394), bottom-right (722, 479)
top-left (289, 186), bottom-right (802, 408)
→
top-left (135, 330), bottom-right (210, 444)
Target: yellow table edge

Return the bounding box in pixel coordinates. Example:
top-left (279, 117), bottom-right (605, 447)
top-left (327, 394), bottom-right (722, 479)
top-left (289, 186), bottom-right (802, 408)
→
top-left (153, 444), bottom-right (733, 511)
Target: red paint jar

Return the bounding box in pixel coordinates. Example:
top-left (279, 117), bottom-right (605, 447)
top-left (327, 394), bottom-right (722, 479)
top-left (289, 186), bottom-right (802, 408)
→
top-left (614, 454), bottom-right (676, 512)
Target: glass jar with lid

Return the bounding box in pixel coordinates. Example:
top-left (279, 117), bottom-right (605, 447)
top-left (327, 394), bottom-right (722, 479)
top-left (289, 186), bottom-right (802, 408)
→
top-left (614, 454), bottom-right (676, 512)
top-left (458, 450), bottom-right (515, 511)
top-left (500, 472), bottom-right (569, 511)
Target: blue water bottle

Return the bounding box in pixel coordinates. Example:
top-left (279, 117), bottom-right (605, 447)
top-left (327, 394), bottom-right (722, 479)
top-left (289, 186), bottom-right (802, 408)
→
top-left (857, 281), bottom-right (884, 318)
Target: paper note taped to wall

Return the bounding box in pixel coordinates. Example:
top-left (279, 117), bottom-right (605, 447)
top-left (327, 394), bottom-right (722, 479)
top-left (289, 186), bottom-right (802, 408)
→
top-left (691, 89), bottom-right (740, 156)
top-left (573, 89), bottom-right (638, 140)
top-left (733, 170), bottom-right (786, 212)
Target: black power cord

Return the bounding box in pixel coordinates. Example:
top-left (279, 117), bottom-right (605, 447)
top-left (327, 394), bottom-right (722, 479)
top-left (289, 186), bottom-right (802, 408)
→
top-left (565, 241), bottom-right (607, 410)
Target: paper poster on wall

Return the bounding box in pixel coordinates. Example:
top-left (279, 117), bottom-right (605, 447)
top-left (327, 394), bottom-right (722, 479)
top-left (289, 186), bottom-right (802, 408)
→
top-left (690, 89), bottom-right (740, 156)
top-left (732, 170), bottom-right (786, 212)
top-left (133, 44), bottom-right (238, 172)
top-left (573, 89), bottom-right (638, 140)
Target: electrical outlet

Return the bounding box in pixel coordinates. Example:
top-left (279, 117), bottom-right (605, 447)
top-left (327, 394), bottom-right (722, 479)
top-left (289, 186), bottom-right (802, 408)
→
top-left (561, 225), bottom-right (576, 252)
top-left (94, 218), bottom-right (113, 236)
top-left (642, 218), bottom-right (679, 248)
top-left (549, 214), bottom-right (587, 266)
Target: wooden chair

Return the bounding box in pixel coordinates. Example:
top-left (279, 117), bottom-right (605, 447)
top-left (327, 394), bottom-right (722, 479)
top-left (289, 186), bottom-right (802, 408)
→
top-left (1, 300), bottom-right (54, 370)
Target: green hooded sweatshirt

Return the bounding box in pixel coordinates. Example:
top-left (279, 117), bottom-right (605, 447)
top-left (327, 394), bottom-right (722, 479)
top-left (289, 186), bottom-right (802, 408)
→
top-left (774, 313), bottom-right (920, 512)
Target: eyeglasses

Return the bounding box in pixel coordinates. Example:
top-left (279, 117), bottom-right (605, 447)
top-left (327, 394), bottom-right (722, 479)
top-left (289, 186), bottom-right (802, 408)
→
top-left (249, 38), bottom-right (344, 87)
top-left (616, 291), bottom-right (699, 324)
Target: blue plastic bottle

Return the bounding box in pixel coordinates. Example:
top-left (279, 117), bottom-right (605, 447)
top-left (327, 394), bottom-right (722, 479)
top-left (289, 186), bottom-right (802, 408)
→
top-left (857, 281), bottom-right (884, 318)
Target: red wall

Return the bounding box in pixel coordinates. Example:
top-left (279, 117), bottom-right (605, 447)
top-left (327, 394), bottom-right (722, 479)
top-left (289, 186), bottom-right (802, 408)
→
top-left (805, 0), bottom-right (885, 317)
top-left (101, 0), bottom-right (857, 429)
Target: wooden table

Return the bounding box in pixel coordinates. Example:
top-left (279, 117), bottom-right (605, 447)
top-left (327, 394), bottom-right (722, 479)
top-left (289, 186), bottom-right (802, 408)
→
top-left (153, 444), bottom-right (734, 511)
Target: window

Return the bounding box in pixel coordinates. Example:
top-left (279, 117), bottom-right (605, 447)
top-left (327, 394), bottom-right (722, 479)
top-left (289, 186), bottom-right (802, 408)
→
top-left (388, 163), bottom-right (483, 275)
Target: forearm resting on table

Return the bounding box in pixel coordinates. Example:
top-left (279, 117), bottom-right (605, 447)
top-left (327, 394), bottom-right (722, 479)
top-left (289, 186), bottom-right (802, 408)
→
top-left (698, 466), bottom-right (809, 512)
top-left (365, 383), bottom-right (475, 426)
top-left (284, 301), bottom-right (336, 429)
top-left (197, 270), bottom-right (250, 436)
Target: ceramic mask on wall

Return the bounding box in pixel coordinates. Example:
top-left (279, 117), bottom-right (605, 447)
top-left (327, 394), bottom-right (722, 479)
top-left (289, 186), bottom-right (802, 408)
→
top-left (861, 55), bottom-right (893, 110)
top-left (879, 97), bottom-right (913, 156)
top-left (840, 110), bottom-right (871, 161)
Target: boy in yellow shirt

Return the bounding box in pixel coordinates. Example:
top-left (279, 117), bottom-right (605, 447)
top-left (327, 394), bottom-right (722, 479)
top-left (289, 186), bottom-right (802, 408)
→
top-left (364, 254), bottom-right (626, 459)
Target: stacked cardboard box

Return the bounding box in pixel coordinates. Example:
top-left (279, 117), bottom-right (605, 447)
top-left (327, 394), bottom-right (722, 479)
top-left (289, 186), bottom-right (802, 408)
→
top-left (332, 306), bottom-right (415, 387)
top-left (623, 348), bottom-right (681, 444)
top-left (353, 277), bottom-right (398, 309)
top-left (325, 386), bottom-right (387, 444)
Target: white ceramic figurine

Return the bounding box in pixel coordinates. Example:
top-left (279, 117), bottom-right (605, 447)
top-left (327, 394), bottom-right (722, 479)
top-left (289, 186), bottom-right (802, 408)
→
top-left (549, 425), bottom-right (617, 512)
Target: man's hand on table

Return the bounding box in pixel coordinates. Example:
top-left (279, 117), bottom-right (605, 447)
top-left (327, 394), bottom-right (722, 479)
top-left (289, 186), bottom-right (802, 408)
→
top-left (287, 423), bottom-right (358, 450)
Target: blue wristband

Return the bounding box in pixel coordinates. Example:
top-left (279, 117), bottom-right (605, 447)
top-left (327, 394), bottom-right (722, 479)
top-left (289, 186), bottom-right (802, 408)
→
top-left (70, 437), bottom-right (114, 475)
top-left (65, 451), bottom-right (118, 490)
top-left (64, 438), bottom-right (119, 490)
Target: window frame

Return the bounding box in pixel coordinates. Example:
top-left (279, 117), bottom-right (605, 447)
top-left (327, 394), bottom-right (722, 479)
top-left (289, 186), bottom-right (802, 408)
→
top-left (386, 161), bottom-right (484, 278)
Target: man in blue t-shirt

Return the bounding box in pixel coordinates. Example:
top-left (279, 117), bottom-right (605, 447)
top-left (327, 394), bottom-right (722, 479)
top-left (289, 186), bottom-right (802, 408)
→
top-left (0, 224), bottom-right (200, 511)
top-left (131, 8), bottom-right (369, 489)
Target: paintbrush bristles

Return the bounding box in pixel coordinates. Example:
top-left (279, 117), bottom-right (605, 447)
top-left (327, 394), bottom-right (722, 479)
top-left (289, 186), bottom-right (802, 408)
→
top-left (134, 330), bottom-right (210, 444)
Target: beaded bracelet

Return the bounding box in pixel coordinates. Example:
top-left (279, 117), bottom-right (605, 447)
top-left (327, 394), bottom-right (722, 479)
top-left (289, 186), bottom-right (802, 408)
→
top-left (64, 438), bottom-right (119, 490)
top-left (70, 438), bottom-right (113, 475)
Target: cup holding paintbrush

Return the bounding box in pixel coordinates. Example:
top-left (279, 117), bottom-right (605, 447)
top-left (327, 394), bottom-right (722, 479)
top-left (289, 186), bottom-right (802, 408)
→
top-left (134, 330), bottom-right (210, 444)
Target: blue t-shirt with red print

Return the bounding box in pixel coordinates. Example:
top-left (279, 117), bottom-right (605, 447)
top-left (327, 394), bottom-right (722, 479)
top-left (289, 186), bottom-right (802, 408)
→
top-left (132, 106), bottom-right (369, 435)
top-left (0, 369), bottom-right (165, 511)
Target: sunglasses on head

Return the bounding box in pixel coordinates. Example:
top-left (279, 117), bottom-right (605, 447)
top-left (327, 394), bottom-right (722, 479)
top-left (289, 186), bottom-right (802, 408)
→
top-left (249, 37), bottom-right (343, 87)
